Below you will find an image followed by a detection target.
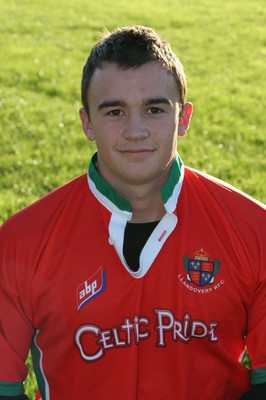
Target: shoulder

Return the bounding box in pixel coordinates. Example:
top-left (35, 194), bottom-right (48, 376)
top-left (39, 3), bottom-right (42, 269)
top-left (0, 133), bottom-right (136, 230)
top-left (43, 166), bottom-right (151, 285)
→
top-left (183, 166), bottom-right (266, 229)
top-left (184, 166), bottom-right (265, 209)
top-left (0, 174), bottom-right (91, 293)
top-left (0, 174), bottom-right (88, 241)
top-left (182, 167), bottom-right (265, 269)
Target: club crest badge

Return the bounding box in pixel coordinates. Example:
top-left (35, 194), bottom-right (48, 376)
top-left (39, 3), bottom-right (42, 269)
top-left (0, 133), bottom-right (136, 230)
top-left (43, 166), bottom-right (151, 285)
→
top-left (184, 249), bottom-right (220, 287)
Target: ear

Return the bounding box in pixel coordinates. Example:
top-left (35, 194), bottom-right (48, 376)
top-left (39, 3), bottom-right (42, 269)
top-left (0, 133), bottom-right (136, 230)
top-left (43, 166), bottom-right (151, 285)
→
top-left (178, 102), bottom-right (193, 137)
top-left (79, 107), bottom-right (95, 141)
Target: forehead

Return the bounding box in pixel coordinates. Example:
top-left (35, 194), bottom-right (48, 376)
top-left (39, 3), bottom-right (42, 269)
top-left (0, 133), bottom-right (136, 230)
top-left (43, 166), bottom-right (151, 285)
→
top-left (87, 62), bottom-right (180, 102)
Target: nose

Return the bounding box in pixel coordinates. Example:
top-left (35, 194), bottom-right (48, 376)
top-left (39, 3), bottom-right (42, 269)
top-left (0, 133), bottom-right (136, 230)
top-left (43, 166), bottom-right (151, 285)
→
top-left (123, 113), bottom-right (149, 140)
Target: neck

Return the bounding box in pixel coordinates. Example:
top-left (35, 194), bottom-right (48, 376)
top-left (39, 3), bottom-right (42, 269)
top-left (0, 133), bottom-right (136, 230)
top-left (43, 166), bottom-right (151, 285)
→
top-left (131, 202), bottom-right (165, 223)
top-left (120, 184), bottom-right (166, 223)
top-left (96, 158), bottom-right (173, 223)
top-left (88, 153), bottom-right (182, 222)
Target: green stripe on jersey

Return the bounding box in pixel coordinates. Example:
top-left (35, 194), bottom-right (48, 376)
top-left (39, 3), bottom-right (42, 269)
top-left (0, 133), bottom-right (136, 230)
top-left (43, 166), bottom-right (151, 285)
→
top-left (88, 152), bottom-right (183, 212)
top-left (0, 381), bottom-right (24, 396)
top-left (88, 153), bottom-right (132, 212)
top-left (160, 154), bottom-right (182, 204)
top-left (251, 367), bottom-right (266, 385)
top-left (31, 331), bottom-right (47, 400)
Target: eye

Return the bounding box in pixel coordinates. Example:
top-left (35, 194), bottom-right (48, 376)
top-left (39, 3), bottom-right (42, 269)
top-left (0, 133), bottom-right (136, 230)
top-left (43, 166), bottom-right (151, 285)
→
top-left (147, 107), bottom-right (164, 114)
top-left (107, 109), bottom-right (124, 116)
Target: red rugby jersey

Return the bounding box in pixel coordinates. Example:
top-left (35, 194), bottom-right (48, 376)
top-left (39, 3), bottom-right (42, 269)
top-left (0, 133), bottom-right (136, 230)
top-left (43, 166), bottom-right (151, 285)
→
top-left (0, 153), bottom-right (265, 399)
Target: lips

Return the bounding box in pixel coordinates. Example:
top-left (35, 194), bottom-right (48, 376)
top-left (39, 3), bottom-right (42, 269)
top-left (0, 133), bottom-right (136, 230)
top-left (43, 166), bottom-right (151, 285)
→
top-left (118, 148), bottom-right (155, 153)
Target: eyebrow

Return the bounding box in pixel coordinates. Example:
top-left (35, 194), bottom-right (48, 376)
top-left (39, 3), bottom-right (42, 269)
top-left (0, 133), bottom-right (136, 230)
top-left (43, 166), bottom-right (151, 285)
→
top-left (97, 97), bottom-right (174, 111)
top-left (98, 100), bottom-right (126, 111)
top-left (143, 97), bottom-right (174, 107)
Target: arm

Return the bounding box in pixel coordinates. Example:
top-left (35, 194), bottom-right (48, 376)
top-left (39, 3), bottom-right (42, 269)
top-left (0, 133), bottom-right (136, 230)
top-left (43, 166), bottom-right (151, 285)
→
top-left (240, 212), bottom-right (266, 399)
top-left (0, 225), bottom-right (35, 398)
top-left (0, 283), bottom-right (34, 397)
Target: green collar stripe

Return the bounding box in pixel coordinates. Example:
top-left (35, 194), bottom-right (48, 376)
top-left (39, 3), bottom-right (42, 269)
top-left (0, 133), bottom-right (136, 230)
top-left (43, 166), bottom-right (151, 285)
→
top-left (88, 154), bottom-right (131, 212)
top-left (161, 154), bottom-right (182, 203)
top-left (0, 381), bottom-right (24, 396)
top-left (251, 367), bottom-right (266, 385)
top-left (88, 153), bottom-right (183, 212)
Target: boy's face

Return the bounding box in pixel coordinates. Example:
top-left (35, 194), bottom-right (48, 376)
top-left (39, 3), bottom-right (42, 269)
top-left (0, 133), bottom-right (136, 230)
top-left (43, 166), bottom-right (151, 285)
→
top-left (80, 61), bottom-right (192, 195)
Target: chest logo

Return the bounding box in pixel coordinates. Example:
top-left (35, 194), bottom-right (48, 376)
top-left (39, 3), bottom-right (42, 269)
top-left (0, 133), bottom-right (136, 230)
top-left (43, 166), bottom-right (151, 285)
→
top-left (184, 249), bottom-right (220, 287)
top-left (77, 267), bottom-right (106, 311)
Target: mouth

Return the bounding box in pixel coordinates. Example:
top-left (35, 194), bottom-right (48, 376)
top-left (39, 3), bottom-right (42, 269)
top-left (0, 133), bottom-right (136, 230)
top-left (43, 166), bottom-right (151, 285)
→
top-left (119, 148), bottom-right (155, 154)
top-left (118, 149), bottom-right (156, 160)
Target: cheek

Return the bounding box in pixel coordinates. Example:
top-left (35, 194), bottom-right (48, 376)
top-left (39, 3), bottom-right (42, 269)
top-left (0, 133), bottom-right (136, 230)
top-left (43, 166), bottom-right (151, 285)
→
top-left (93, 134), bottom-right (116, 157)
top-left (158, 125), bottom-right (178, 146)
top-left (94, 136), bottom-right (108, 151)
top-left (158, 117), bottom-right (178, 134)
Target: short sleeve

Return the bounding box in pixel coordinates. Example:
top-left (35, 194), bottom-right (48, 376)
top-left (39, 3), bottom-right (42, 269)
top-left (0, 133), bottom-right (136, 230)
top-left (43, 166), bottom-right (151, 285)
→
top-left (0, 220), bottom-right (35, 396)
top-left (244, 204), bottom-right (266, 384)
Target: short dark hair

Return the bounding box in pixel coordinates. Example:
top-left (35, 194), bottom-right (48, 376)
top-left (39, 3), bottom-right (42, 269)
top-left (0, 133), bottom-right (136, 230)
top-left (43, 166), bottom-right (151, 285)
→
top-left (81, 25), bottom-right (187, 115)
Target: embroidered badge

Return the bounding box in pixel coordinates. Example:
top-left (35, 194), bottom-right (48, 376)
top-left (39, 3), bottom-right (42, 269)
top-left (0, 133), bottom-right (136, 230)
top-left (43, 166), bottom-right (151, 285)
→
top-left (183, 249), bottom-right (220, 287)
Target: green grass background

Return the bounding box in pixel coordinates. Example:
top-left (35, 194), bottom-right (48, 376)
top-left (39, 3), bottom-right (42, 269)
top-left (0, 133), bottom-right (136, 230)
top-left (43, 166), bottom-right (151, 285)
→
top-left (0, 0), bottom-right (265, 397)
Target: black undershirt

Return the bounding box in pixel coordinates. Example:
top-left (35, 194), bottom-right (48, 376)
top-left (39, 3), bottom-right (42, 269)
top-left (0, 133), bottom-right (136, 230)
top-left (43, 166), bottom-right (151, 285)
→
top-left (123, 221), bottom-right (160, 271)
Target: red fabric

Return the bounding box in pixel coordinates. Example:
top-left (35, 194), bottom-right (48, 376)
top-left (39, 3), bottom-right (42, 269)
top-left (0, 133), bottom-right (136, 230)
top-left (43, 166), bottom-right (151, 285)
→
top-left (0, 168), bottom-right (265, 399)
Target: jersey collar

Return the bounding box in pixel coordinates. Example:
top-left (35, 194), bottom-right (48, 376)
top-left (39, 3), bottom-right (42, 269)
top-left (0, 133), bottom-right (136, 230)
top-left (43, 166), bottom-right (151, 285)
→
top-left (87, 152), bottom-right (184, 219)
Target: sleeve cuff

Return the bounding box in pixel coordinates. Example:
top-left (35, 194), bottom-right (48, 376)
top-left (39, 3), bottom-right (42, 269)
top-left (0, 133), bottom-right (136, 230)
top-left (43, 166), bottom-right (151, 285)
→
top-left (0, 381), bottom-right (25, 396)
top-left (251, 368), bottom-right (266, 384)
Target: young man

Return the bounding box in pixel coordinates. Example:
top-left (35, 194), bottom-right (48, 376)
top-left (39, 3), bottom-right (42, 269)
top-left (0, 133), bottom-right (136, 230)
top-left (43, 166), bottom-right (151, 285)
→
top-left (0, 25), bottom-right (265, 400)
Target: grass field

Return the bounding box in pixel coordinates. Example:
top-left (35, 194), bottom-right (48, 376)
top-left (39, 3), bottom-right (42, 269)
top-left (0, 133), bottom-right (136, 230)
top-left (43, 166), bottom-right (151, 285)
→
top-left (0, 0), bottom-right (265, 398)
